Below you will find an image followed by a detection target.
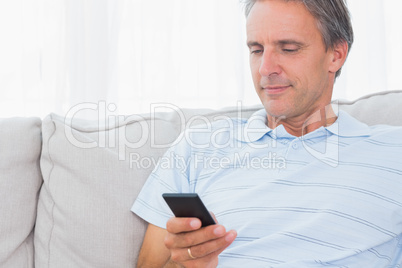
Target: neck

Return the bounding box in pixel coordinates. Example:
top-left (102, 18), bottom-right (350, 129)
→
top-left (267, 106), bottom-right (337, 137)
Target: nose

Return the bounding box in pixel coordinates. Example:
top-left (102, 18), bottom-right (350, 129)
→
top-left (259, 50), bottom-right (281, 77)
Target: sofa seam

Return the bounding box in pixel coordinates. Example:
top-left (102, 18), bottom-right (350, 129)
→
top-left (43, 117), bottom-right (57, 268)
top-left (33, 118), bottom-right (43, 268)
top-left (24, 239), bottom-right (30, 268)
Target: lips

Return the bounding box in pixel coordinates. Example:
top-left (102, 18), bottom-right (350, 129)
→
top-left (262, 85), bottom-right (290, 94)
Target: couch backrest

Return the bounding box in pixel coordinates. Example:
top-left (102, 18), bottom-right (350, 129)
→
top-left (337, 90), bottom-right (402, 126)
top-left (34, 90), bottom-right (402, 267)
top-left (1, 90), bottom-right (401, 268)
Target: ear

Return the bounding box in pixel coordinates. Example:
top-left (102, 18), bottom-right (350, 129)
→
top-left (328, 40), bottom-right (348, 74)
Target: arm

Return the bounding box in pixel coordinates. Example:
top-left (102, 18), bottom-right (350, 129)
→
top-left (136, 224), bottom-right (173, 268)
top-left (137, 218), bottom-right (237, 268)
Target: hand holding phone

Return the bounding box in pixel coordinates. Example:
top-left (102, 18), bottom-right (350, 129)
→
top-left (162, 193), bottom-right (216, 227)
top-left (163, 193), bottom-right (237, 266)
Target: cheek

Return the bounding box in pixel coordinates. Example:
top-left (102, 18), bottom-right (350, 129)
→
top-left (282, 57), bottom-right (316, 87)
top-left (250, 59), bottom-right (261, 84)
top-left (250, 57), bottom-right (258, 72)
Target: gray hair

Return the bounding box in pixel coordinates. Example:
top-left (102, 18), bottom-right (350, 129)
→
top-left (242, 0), bottom-right (354, 78)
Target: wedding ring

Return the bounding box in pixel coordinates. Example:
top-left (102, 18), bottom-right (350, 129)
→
top-left (187, 247), bottom-right (196, 259)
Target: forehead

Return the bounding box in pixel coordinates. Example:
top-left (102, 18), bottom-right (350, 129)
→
top-left (246, 0), bottom-right (320, 43)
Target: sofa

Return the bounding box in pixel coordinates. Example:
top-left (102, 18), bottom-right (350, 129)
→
top-left (1, 90), bottom-right (401, 268)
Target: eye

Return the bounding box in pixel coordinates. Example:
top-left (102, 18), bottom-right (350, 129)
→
top-left (283, 48), bottom-right (298, 53)
top-left (281, 44), bottom-right (301, 54)
top-left (248, 44), bottom-right (263, 55)
top-left (251, 49), bottom-right (263, 54)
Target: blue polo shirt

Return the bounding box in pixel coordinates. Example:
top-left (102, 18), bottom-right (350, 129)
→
top-left (132, 109), bottom-right (402, 267)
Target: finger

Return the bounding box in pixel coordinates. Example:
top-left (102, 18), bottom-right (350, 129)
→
top-left (170, 230), bottom-right (237, 263)
top-left (175, 251), bottom-right (219, 268)
top-left (165, 224), bottom-right (227, 249)
top-left (166, 217), bottom-right (202, 234)
top-left (189, 230), bottom-right (237, 259)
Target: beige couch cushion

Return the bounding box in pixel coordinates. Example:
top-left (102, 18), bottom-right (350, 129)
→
top-left (0, 117), bottom-right (42, 268)
top-left (337, 90), bottom-right (402, 126)
top-left (35, 106), bottom-right (259, 267)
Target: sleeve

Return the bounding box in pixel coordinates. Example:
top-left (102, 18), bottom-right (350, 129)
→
top-left (131, 132), bottom-right (194, 229)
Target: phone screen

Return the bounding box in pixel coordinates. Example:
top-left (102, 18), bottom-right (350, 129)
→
top-left (162, 193), bottom-right (216, 227)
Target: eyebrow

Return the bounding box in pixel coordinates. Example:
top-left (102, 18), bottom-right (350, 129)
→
top-left (247, 39), bottom-right (306, 48)
top-left (276, 39), bottom-right (305, 47)
top-left (247, 41), bottom-right (262, 48)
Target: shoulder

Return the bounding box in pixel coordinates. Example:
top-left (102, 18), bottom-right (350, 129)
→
top-left (363, 125), bottom-right (402, 156)
top-left (336, 110), bottom-right (402, 142)
top-left (179, 117), bottom-right (247, 148)
top-left (369, 124), bottom-right (402, 137)
top-left (181, 108), bottom-right (268, 145)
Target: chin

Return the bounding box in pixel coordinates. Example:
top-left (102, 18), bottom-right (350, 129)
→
top-left (261, 99), bottom-right (290, 118)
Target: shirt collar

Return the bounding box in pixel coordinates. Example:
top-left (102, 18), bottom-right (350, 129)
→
top-left (326, 110), bottom-right (371, 137)
top-left (236, 109), bottom-right (280, 142)
top-left (236, 108), bottom-right (371, 143)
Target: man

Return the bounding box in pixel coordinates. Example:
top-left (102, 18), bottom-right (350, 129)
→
top-left (132, 0), bottom-right (402, 267)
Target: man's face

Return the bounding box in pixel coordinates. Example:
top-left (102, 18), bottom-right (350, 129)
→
top-left (247, 0), bottom-right (338, 121)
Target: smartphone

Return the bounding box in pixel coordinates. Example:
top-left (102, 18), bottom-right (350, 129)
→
top-left (162, 193), bottom-right (216, 227)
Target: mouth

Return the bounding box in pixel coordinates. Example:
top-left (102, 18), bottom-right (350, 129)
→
top-left (262, 85), bottom-right (291, 94)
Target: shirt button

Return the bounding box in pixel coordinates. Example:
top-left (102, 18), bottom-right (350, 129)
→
top-left (292, 143), bottom-right (298, 149)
